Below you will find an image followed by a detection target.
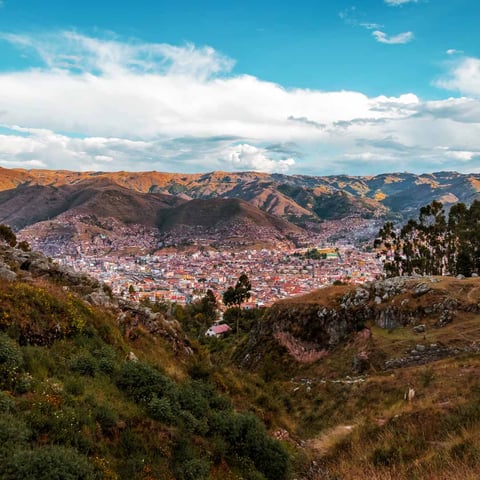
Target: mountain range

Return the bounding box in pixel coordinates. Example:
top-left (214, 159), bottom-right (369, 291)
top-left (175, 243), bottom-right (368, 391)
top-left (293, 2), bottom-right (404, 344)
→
top-left (1, 167), bottom-right (480, 249)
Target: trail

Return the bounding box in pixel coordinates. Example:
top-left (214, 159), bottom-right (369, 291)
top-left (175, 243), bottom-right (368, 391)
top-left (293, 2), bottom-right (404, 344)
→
top-left (307, 424), bottom-right (355, 456)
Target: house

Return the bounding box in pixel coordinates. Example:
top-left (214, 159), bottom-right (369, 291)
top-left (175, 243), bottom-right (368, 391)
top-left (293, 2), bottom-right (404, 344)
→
top-left (205, 323), bottom-right (232, 337)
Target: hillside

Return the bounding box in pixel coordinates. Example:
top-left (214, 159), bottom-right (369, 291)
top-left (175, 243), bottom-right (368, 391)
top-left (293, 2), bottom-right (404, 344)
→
top-left (4, 236), bottom-right (480, 478)
top-left (233, 276), bottom-right (480, 479)
top-left (157, 198), bottom-right (303, 248)
top-left (0, 178), bottom-right (184, 230)
top-left (0, 242), bottom-right (290, 480)
top-left (4, 167), bottom-right (480, 224)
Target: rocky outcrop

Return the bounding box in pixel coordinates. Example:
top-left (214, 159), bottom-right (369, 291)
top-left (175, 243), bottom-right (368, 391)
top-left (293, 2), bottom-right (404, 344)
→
top-left (240, 276), bottom-right (480, 367)
top-left (0, 244), bottom-right (115, 306)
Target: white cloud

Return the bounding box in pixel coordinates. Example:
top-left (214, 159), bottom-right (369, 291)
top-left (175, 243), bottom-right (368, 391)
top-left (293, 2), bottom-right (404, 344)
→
top-left (372, 30), bottom-right (414, 44)
top-left (436, 57), bottom-right (480, 96)
top-left (446, 49), bottom-right (463, 55)
top-left (0, 31), bottom-right (479, 175)
top-left (385, 0), bottom-right (419, 5)
top-left (221, 144), bottom-right (295, 173)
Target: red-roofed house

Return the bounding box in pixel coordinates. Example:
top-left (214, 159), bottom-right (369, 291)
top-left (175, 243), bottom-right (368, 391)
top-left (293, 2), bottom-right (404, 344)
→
top-left (205, 324), bottom-right (232, 337)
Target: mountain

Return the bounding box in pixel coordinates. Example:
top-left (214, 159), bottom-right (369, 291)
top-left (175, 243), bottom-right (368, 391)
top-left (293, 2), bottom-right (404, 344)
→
top-left (0, 177), bottom-right (184, 230)
top-left (157, 197), bottom-right (303, 248)
top-left (2, 167), bottom-right (480, 224)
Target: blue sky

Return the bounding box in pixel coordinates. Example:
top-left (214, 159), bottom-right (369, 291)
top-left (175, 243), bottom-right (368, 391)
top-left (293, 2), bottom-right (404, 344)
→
top-left (0, 0), bottom-right (479, 175)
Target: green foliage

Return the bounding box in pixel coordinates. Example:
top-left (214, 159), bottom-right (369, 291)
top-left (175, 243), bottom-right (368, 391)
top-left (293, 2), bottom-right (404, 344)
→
top-left (0, 333), bottom-right (24, 389)
top-left (147, 396), bottom-right (174, 423)
top-left (93, 404), bottom-right (118, 432)
top-left (0, 224), bottom-right (16, 247)
top-left (69, 352), bottom-right (97, 376)
top-left (376, 199), bottom-right (480, 277)
top-left (116, 361), bottom-right (174, 403)
top-left (223, 273), bottom-right (252, 308)
top-left (2, 445), bottom-right (98, 480)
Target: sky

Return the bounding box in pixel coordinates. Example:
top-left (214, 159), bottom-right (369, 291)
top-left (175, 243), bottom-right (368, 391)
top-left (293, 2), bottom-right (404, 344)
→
top-left (0, 0), bottom-right (479, 176)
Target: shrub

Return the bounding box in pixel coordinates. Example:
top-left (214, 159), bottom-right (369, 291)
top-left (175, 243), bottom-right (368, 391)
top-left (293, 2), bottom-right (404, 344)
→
top-left (2, 445), bottom-right (98, 480)
top-left (0, 224), bottom-right (16, 247)
top-left (0, 392), bottom-right (15, 413)
top-left (64, 377), bottom-right (85, 396)
top-left (116, 361), bottom-right (174, 403)
top-left (175, 458), bottom-right (210, 480)
top-left (69, 353), bottom-right (97, 376)
top-left (15, 373), bottom-right (35, 394)
top-left (93, 404), bottom-right (118, 433)
top-left (0, 414), bottom-right (31, 455)
top-left (0, 333), bottom-right (23, 389)
top-left (147, 396), bottom-right (174, 423)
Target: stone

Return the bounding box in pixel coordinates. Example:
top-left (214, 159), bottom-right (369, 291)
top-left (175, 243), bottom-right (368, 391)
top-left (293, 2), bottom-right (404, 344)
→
top-left (457, 274), bottom-right (465, 280)
top-left (416, 344), bottom-right (426, 352)
top-left (0, 265), bottom-right (16, 281)
top-left (413, 282), bottom-right (431, 298)
top-left (413, 324), bottom-right (426, 333)
top-left (375, 296), bottom-right (382, 304)
top-left (126, 351), bottom-right (139, 362)
top-left (472, 273), bottom-right (479, 278)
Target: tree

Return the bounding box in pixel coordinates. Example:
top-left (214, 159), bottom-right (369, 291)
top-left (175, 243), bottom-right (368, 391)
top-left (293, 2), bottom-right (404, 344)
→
top-left (223, 273), bottom-right (252, 333)
top-left (200, 289), bottom-right (217, 321)
top-left (0, 224), bottom-right (16, 247)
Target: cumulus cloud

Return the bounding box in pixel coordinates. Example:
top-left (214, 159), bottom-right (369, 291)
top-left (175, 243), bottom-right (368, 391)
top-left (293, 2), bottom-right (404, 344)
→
top-left (221, 144), bottom-right (295, 173)
top-left (0, 31), bottom-right (479, 175)
top-left (372, 30), bottom-right (414, 44)
top-left (436, 57), bottom-right (480, 97)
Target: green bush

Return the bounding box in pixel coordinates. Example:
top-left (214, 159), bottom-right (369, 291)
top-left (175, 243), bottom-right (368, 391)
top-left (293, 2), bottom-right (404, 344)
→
top-left (69, 353), bottom-right (97, 376)
top-left (0, 414), bottom-right (31, 455)
top-left (2, 445), bottom-right (98, 480)
top-left (0, 333), bottom-right (23, 389)
top-left (147, 396), bottom-right (174, 423)
top-left (0, 392), bottom-right (15, 413)
top-left (93, 404), bottom-right (118, 432)
top-left (116, 361), bottom-right (174, 403)
top-left (64, 377), bottom-right (85, 396)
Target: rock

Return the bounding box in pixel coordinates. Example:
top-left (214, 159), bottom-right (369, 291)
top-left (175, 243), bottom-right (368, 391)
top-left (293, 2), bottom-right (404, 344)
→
top-left (416, 344), bottom-right (426, 352)
top-left (413, 324), bottom-right (426, 333)
top-left (375, 296), bottom-right (382, 304)
top-left (472, 273), bottom-right (479, 278)
top-left (0, 265), bottom-right (16, 281)
top-left (126, 351), bottom-right (139, 362)
top-left (413, 282), bottom-right (431, 298)
top-left (457, 274), bottom-right (465, 280)
top-left (436, 310), bottom-right (453, 327)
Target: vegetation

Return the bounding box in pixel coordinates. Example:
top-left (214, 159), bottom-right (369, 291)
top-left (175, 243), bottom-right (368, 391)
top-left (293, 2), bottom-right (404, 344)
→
top-left (0, 223), bottom-right (17, 247)
top-left (0, 269), bottom-right (289, 480)
top-left (375, 199), bottom-right (480, 277)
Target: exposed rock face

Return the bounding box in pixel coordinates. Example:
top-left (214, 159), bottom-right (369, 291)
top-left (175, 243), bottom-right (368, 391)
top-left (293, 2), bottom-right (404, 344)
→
top-left (240, 276), bottom-right (480, 367)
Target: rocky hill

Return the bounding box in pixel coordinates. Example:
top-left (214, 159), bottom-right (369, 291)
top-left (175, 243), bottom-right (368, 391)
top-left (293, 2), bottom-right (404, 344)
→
top-left (234, 275), bottom-right (480, 479)
top-left (241, 275), bottom-right (480, 371)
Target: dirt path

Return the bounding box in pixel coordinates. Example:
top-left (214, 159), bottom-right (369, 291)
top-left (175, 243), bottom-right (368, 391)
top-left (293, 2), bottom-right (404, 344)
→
top-left (307, 424), bottom-right (355, 456)
top-left (467, 285), bottom-right (480, 303)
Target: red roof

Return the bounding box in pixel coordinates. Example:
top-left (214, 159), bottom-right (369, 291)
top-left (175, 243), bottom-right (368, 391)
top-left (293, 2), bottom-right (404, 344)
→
top-left (211, 324), bottom-right (231, 334)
